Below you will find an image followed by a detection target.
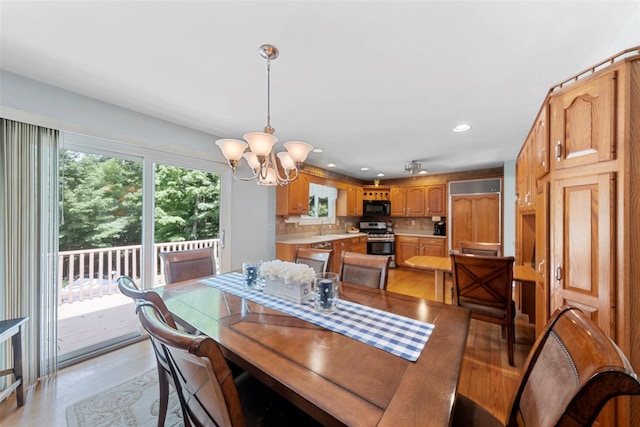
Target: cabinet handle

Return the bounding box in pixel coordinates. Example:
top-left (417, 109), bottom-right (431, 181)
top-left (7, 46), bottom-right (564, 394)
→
top-left (537, 259), bottom-right (545, 276)
top-left (555, 265), bottom-right (562, 281)
top-left (555, 141), bottom-right (562, 161)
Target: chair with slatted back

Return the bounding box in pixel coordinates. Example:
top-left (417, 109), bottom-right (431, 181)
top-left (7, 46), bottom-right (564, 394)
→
top-left (136, 302), bottom-right (322, 427)
top-left (294, 247), bottom-right (333, 274)
top-left (459, 241), bottom-right (502, 256)
top-left (159, 247), bottom-right (216, 284)
top-left (452, 305), bottom-right (640, 426)
top-left (450, 253), bottom-right (516, 366)
top-left (338, 251), bottom-right (391, 290)
top-left (117, 275), bottom-right (178, 427)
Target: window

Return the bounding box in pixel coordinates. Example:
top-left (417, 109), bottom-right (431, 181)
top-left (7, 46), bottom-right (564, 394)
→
top-left (301, 183), bottom-right (337, 224)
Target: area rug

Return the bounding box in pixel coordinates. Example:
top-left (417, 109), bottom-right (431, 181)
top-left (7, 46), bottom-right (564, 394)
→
top-left (66, 369), bottom-right (183, 427)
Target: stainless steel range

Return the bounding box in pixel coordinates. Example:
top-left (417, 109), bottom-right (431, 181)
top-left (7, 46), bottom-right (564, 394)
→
top-left (360, 221), bottom-right (396, 268)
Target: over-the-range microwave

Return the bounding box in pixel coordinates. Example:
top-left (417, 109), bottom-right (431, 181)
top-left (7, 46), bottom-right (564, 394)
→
top-left (363, 200), bottom-right (391, 216)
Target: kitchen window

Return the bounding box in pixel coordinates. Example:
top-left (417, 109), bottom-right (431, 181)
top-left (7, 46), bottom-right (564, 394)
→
top-left (301, 183), bottom-right (337, 224)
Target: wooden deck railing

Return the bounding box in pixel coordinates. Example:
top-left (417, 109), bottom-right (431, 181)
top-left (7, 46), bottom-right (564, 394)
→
top-left (58, 239), bottom-right (220, 304)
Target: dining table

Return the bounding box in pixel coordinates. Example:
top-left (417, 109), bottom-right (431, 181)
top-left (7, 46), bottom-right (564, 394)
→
top-left (405, 255), bottom-right (538, 303)
top-left (159, 272), bottom-right (471, 427)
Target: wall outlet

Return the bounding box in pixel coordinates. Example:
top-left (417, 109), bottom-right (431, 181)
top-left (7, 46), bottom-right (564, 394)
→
top-left (411, 220), bottom-right (416, 226)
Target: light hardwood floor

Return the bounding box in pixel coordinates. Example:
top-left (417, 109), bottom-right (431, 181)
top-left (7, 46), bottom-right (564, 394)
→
top-left (0, 267), bottom-right (534, 426)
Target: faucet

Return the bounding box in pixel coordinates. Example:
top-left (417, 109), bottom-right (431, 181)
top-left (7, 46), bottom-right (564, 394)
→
top-left (320, 219), bottom-right (331, 235)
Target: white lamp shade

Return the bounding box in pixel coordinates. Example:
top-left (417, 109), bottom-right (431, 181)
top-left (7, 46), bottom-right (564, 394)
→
top-left (215, 139), bottom-right (248, 161)
top-left (243, 132), bottom-right (278, 157)
top-left (283, 141), bottom-right (313, 163)
top-left (243, 152), bottom-right (261, 170)
top-left (257, 166), bottom-right (278, 186)
top-left (276, 151), bottom-right (296, 171)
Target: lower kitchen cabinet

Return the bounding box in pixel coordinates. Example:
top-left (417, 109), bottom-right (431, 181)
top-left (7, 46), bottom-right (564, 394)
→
top-left (396, 235), bottom-right (446, 266)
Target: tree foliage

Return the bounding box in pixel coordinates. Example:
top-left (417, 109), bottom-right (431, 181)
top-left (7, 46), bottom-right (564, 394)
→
top-left (59, 150), bottom-right (220, 251)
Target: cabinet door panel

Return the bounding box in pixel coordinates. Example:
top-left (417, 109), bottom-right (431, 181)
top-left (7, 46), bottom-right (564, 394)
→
top-left (550, 72), bottom-right (616, 169)
top-left (551, 172), bottom-right (615, 337)
top-left (534, 182), bottom-right (550, 336)
top-left (474, 194), bottom-right (500, 243)
top-left (451, 196), bottom-right (474, 250)
top-left (426, 185), bottom-right (446, 216)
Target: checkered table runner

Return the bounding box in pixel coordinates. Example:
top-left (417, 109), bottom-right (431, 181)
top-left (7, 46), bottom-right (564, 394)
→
top-left (200, 273), bottom-right (434, 361)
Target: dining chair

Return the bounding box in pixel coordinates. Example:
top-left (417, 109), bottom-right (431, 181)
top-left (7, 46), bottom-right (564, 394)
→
top-left (338, 251), bottom-right (391, 290)
top-left (136, 302), bottom-right (322, 427)
top-left (452, 305), bottom-right (640, 427)
top-left (450, 253), bottom-right (516, 366)
top-left (459, 241), bottom-right (502, 256)
top-left (159, 247), bottom-right (216, 284)
top-left (117, 275), bottom-right (179, 427)
top-left (294, 247), bottom-right (333, 274)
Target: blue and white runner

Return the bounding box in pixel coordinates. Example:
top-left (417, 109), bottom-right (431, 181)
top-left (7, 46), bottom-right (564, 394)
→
top-left (200, 273), bottom-right (434, 361)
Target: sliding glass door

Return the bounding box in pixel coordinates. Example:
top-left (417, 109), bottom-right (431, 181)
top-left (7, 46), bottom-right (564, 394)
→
top-left (57, 133), bottom-right (227, 366)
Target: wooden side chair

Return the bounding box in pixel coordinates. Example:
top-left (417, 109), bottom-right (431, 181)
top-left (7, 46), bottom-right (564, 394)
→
top-left (450, 253), bottom-right (516, 366)
top-left (117, 275), bottom-right (178, 427)
top-left (459, 241), bottom-right (502, 256)
top-left (294, 247), bottom-right (333, 274)
top-left (453, 306), bottom-right (640, 426)
top-left (338, 251), bottom-right (391, 290)
top-left (137, 302), bottom-right (322, 427)
top-left (159, 247), bottom-right (216, 284)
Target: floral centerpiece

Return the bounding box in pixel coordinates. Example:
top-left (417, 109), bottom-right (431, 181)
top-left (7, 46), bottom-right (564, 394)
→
top-left (259, 260), bottom-right (315, 303)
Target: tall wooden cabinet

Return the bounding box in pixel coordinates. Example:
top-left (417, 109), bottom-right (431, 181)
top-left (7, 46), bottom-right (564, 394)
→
top-left (515, 48), bottom-right (640, 427)
top-left (450, 193), bottom-right (500, 251)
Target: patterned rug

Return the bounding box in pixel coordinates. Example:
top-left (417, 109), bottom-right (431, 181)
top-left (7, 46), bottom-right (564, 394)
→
top-left (66, 369), bottom-right (183, 427)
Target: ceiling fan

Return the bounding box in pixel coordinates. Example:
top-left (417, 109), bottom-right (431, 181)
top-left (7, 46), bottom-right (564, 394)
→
top-left (404, 160), bottom-right (427, 175)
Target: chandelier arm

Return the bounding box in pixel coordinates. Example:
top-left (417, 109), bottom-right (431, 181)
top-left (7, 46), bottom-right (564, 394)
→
top-left (229, 163), bottom-right (260, 182)
top-left (270, 151), bottom-right (295, 185)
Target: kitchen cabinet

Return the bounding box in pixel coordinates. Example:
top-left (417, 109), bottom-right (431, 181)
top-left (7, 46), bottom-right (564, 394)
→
top-left (514, 49), bottom-right (640, 427)
top-left (275, 243), bottom-right (311, 262)
top-left (425, 184), bottom-right (446, 216)
top-left (533, 104), bottom-right (549, 180)
top-left (350, 235), bottom-right (367, 254)
top-left (332, 238), bottom-right (351, 272)
top-left (395, 235), bottom-right (445, 265)
top-left (450, 193), bottom-right (500, 252)
top-left (346, 185), bottom-right (364, 216)
top-left (390, 187), bottom-right (425, 217)
top-left (550, 70), bottom-right (616, 170)
top-left (276, 173), bottom-right (310, 216)
top-left (419, 237), bottom-right (446, 257)
top-left (395, 236), bottom-right (419, 267)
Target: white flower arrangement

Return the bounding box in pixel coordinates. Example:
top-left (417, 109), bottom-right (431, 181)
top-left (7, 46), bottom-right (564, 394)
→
top-left (259, 260), bottom-right (315, 284)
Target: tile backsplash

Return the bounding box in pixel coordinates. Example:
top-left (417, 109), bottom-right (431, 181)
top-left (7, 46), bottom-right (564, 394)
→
top-left (276, 216), bottom-right (445, 237)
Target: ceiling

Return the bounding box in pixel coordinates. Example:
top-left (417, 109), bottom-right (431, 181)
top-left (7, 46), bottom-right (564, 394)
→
top-left (1, 1), bottom-right (638, 181)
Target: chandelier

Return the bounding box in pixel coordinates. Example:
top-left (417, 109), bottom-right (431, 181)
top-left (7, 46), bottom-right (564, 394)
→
top-left (215, 44), bottom-right (313, 186)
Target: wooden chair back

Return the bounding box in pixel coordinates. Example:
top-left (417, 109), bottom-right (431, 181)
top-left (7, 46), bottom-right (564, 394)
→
top-left (117, 275), bottom-right (177, 328)
top-left (452, 306), bottom-right (640, 426)
top-left (117, 275), bottom-right (179, 426)
top-left (339, 251), bottom-right (391, 290)
top-left (507, 306), bottom-right (640, 426)
top-left (294, 247), bottom-right (333, 274)
top-left (450, 253), bottom-right (516, 365)
top-left (159, 247), bottom-right (216, 284)
top-left (459, 241), bottom-right (502, 256)
top-left (137, 302), bottom-right (247, 427)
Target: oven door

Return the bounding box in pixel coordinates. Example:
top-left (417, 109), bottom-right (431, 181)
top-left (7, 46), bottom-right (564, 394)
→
top-left (367, 240), bottom-right (395, 256)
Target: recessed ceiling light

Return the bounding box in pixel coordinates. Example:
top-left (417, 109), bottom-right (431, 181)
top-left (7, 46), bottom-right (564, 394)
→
top-left (453, 124), bottom-right (471, 132)
top-left (312, 148), bottom-right (324, 153)
top-left (377, 173), bottom-right (385, 177)
top-left (360, 167), bottom-right (369, 171)
top-left (327, 163), bottom-right (336, 168)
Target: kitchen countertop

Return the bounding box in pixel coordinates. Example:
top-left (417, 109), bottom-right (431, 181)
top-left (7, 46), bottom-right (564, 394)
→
top-left (276, 232), bottom-right (367, 245)
top-left (393, 231), bottom-right (447, 239)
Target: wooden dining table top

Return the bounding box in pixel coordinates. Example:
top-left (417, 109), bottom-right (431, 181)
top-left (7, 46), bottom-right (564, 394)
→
top-left (159, 274), bottom-right (471, 427)
top-left (405, 255), bottom-right (538, 283)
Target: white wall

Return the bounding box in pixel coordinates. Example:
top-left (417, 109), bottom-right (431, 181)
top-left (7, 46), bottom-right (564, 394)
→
top-left (503, 160), bottom-right (516, 257)
top-left (0, 70), bottom-right (276, 271)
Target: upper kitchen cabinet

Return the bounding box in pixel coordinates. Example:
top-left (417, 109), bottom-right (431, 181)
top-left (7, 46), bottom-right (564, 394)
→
top-left (390, 187), bottom-right (425, 217)
top-left (425, 184), bottom-right (446, 216)
top-left (550, 70), bottom-right (616, 170)
top-left (533, 103), bottom-right (549, 179)
top-left (346, 184), bottom-right (364, 216)
top-left (276, 173), bottom-right (310, 216)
